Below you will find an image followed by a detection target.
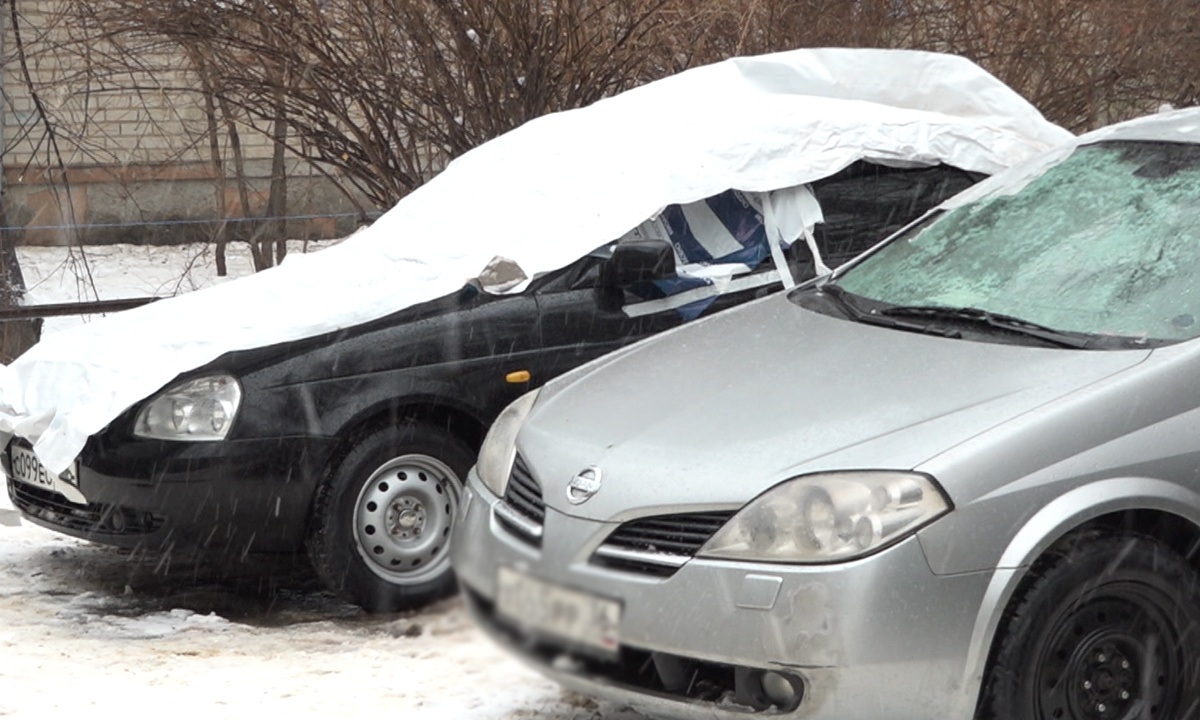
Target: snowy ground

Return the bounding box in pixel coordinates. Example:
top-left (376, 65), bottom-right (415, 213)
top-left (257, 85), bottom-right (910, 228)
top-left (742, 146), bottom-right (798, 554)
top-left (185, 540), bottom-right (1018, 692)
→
top-left (0, 242), bottom-right (648, 720)
top-left (17, 240), bottom-right (340, 335)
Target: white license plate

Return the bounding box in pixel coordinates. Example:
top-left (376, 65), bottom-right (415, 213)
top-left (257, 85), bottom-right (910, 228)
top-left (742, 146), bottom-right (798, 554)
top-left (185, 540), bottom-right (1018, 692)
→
top-left (9, 444), bottom-right (79, 491)
top-left (496, 566), bottom-right (621, 653)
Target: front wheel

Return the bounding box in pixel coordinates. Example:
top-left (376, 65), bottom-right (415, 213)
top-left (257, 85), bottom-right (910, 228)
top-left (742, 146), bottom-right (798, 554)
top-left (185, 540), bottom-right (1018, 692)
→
top-left (308, 422), bottom-right (474, 613)
top-left (980, 533), bottom-right (1200, 720)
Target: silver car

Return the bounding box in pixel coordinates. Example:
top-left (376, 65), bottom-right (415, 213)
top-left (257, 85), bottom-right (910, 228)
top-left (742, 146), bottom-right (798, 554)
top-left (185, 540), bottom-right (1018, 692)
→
top-left (450, 110), bottom-right (1200, 720)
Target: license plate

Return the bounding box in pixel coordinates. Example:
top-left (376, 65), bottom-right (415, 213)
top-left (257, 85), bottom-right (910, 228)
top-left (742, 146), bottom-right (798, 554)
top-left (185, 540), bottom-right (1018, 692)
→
top-left (496, 566), bottom-right (621, 654)
top-left (9, 444), bottom-right (79, 491)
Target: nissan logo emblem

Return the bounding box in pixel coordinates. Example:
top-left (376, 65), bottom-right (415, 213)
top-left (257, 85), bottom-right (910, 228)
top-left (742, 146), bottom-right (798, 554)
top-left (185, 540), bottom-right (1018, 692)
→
top-left (567, 466), bottom-right (602, 505)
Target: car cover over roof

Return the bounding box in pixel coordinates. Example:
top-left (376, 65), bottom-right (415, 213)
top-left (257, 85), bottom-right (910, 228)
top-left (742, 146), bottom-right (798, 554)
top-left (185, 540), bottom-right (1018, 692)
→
top-left (0, 47), bottom-right (1073, 473)
top-left (936, 105), bottom-right (1200, 215)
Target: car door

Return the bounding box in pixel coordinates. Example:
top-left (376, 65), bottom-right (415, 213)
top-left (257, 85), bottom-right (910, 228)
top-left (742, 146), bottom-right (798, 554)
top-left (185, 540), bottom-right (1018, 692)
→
top-left (419, 286), bottom-right (547, 418)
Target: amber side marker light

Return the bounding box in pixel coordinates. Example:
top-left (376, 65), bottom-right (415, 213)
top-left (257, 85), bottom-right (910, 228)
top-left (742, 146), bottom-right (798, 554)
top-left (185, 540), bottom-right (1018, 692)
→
top-left (505, 370), bottom-right (531, 384)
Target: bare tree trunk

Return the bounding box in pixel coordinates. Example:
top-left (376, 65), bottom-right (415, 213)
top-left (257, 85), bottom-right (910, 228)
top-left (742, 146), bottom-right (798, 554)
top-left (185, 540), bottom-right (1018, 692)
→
top-left (268, 93), bottom-right (288, 266)
top-left (217, 96), bottom-right (267, 271)
top-left (0, 208), bottom-right (39, 363)
top-left (203, 80), bottom-right (229, 277)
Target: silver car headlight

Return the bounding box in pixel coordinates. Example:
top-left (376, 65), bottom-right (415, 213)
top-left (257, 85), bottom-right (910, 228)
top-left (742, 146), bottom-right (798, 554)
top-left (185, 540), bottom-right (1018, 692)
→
top-left (134, 375), bottom-right (242, 441)
top-left (698, 471), bottom-right (950, 563)
top-left (477, 389), bottom-right (541, 497)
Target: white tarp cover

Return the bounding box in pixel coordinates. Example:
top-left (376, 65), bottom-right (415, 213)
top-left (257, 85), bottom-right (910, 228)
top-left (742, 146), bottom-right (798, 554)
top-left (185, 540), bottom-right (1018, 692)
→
top-left (0, 48), bottom-right (1073, 474)
top-left (938, 105), bottom-right (1200, 213)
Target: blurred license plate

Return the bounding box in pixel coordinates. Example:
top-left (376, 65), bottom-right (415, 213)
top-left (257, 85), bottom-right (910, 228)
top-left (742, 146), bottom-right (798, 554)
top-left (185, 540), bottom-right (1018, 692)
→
top-left (496, 566), bottom-right (620, 653)
top-left (9, 444), bottom-right (78, 491)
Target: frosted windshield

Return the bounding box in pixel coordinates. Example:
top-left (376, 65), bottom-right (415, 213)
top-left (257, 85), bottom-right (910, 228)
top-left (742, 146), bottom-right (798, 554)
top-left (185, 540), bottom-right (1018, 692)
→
top-left (838, 141), bottom-right (1200, 343)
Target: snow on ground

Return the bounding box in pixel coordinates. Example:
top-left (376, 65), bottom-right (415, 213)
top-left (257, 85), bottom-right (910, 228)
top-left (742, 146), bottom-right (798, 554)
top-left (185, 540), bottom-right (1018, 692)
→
top-left (0, 242), bottom-right (649, 720)
top-left (0, 499), bottom-right (645, 720)
top-left (17, 240), bottom-right (340, 335)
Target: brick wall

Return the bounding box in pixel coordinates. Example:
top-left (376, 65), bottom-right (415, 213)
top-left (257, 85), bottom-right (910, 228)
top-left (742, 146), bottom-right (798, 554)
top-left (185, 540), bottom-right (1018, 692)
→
top-left (3, 3), bottom-right (280, 168)
top-left (1, 2), bottom-right (368, 246)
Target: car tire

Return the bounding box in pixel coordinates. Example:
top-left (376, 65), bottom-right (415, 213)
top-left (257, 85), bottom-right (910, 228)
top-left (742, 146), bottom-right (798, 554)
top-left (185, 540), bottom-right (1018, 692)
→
top-left (979, 532), bottom-right (1200, 720)
top-left (307, 422), bottom-right (474, 613)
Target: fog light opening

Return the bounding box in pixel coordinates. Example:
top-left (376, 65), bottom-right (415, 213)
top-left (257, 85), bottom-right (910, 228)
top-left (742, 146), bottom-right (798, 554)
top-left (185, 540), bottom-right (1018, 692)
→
top-left (761, 671), bottom-right (802, 709)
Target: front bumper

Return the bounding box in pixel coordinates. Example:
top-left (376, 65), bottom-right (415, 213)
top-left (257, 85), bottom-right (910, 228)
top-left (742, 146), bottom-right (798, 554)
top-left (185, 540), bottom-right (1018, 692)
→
top-left (451, 469), bottom-right (993, 719)
top-left (6, 435), bottom-right (338, 555)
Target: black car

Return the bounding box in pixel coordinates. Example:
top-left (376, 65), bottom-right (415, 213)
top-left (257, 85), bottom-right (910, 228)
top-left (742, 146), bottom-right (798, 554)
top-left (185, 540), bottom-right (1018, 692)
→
top-left (6, 162), bottom-right (979, 612)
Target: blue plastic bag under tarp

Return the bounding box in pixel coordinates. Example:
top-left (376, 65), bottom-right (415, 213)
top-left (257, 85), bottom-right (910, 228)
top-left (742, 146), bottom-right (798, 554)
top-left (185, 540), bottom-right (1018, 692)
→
top-left (624, 190), bottom-right (776, 319)
top-left (619, 184), bottom-right (822, 320)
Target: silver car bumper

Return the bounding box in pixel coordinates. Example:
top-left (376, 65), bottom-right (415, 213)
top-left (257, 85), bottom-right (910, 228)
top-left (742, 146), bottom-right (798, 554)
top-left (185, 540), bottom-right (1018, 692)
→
top-left (451, 469), bottom-right (994, 719)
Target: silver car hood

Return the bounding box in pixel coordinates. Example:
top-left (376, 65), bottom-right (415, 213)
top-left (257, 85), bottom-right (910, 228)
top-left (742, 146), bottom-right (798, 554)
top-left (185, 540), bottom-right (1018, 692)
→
top-left (517, 294), bottom-right (1150, 521)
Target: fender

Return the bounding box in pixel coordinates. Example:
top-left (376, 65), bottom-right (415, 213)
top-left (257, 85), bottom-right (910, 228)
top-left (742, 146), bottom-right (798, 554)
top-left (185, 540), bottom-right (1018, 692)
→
top-left (953, 476), bottom-right (1200, 717)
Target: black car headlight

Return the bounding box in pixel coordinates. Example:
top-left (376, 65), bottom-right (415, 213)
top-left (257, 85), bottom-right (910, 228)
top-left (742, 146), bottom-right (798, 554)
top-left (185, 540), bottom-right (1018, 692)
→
top-left (698, 471), bottom-right (951, 563)
top-left (477, 389), bottom-right (540, 497)
top-left (133, 375), bottom-right (242, 441)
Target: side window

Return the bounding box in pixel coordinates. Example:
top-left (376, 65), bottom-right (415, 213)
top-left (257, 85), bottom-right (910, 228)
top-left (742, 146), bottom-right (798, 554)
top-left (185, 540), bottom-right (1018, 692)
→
top-left (811, 162), bottom-right (983, 269)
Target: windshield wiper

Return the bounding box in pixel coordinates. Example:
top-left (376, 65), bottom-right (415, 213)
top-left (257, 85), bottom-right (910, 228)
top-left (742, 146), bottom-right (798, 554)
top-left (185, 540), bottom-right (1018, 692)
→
top-left (878, 305), bottom-right (1095, 349)
top-left (815, 285), bottom-right (963, 339)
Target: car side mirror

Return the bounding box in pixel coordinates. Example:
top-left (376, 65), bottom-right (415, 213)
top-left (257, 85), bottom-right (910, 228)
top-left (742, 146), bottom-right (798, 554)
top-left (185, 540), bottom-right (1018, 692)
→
top-left (597, 239), bottom-right (676, 311)
top-left (602, 239), bottom-right (676, 286)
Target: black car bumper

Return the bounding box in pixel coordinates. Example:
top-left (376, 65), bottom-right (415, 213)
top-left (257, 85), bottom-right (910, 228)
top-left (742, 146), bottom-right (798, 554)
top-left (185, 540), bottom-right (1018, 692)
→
top-left (6, 435), bottom-right (339, 556)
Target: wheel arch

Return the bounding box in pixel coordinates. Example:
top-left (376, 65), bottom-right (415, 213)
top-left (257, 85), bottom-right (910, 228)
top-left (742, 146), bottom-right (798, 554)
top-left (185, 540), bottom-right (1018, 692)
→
top-left (962, 477), bottom-right (1200, 718)
top-left (305, 397), bottom-right (487, 522)
top-left (327, 397), bottom-right (487, 471)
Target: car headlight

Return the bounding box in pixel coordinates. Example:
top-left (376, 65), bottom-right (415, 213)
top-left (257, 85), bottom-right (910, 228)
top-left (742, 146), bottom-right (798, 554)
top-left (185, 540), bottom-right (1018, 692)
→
top-left (698, 471), bottom-right (950, 563)
top-left (477, 389), bottom-right (541, 497)
top-left (134, 375), bottom-right (242, 441)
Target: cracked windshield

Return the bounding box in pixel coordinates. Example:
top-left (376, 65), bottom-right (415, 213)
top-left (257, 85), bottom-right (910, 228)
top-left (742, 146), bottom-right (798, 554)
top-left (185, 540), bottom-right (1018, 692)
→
top-left (836, 141), bottom-right (1200, 343)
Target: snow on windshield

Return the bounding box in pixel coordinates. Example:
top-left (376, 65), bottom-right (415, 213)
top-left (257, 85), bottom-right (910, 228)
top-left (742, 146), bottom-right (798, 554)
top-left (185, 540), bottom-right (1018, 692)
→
top-left (838, 141), bottom-right (1200, 342)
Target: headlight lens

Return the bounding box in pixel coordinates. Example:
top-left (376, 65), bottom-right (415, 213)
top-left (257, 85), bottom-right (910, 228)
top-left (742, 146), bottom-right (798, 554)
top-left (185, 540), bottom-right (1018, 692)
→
top-left (477, 389), bottom-right (540, 497)
top-left (134, 375), bottom-right (242, 441)
top-left (698, 471), bottom-right (950, 563)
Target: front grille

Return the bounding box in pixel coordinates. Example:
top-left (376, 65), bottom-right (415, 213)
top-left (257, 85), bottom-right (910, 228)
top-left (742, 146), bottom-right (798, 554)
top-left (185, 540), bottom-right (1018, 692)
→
top-left (504, 455), bottom-right (545, 523)
top-left (9, 480), bottom-right (163, 536)
top-left (592, 511), bottom-right (735, 577)
top-left (496, 454), bottom-right (545, 546)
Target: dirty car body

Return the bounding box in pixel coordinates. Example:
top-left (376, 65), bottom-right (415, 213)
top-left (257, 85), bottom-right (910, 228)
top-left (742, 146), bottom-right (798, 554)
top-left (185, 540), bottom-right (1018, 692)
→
top-left (6, 162), bottom-right (977, 613)
top-left (452, 116), bottom-right (1200, 718)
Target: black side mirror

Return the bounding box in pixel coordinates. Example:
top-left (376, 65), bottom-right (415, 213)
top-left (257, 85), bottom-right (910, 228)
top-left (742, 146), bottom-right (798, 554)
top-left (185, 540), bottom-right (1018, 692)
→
top-left (596, 239), bottom-right (676, 311)
top-left (601, 239), bottom-right (676, 288)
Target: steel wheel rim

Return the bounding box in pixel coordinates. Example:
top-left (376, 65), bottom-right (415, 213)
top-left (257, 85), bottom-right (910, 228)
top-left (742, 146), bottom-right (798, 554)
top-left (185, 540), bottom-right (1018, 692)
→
top-left (352, 453), bottom-right (462, 585)
top-left (1035, 583), bottom-right (1185, 720)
